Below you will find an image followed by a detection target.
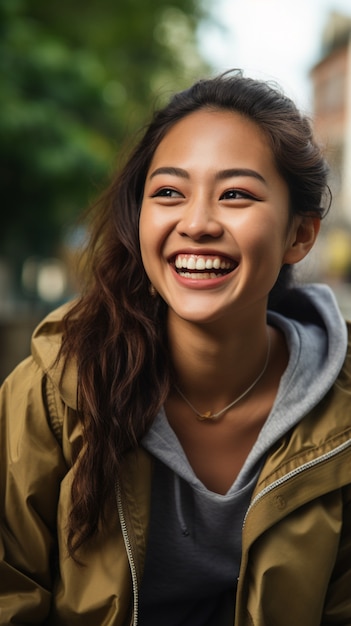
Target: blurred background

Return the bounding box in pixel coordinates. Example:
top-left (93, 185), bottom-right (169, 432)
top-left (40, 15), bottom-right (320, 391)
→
top-left (1, 0), bottom-right (351, 381)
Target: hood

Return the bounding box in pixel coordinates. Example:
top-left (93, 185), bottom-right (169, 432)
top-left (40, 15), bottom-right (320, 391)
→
top-left (268, 282), bottom-right (348, 418)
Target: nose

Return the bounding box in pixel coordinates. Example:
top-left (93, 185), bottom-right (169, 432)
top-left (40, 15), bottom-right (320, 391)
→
top-left (176, 198), bottom-right (224, 240)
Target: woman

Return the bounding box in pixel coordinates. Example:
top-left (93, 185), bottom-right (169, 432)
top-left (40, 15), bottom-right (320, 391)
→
top-left (1, 71), bottom-right (350, 625)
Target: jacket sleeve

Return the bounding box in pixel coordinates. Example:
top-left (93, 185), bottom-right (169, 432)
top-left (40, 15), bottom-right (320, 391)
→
top-left (0, 357), bottom-right (68, 624)
top-left (323, 484), bottom-right (351, 625)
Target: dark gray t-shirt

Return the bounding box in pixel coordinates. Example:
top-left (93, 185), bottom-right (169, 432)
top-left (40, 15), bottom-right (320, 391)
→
top-left (139, 454), bottom-right (258, 625)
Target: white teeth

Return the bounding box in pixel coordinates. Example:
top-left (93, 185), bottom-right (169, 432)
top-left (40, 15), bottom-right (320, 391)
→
top-left (178, 271), bottom-right (221, 279)
top-left (195, 257), bottom-right (206, 270)
top-left (174, 255), bottom-right (232, 271)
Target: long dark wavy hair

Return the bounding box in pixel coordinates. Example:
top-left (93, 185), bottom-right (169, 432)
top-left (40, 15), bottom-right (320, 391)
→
top-left (60, 70), bottom-right (331, 557)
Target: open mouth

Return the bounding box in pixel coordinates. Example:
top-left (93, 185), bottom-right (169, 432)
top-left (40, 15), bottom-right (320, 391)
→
top-left (171, 254), bottom-right (238, 279)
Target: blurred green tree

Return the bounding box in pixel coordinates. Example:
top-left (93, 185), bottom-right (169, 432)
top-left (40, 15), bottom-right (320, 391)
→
top-left (0, 0), bottom-right (210, 292)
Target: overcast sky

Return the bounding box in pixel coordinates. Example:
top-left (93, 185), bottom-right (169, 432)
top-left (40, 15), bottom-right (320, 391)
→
top-left (200, 0), bottom-right (351, 113)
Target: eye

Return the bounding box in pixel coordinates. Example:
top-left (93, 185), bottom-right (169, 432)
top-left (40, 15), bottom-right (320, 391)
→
top-left (220, 189), bottom-right (256, 201)
top-left (151, 188), bottom-right (184, 198)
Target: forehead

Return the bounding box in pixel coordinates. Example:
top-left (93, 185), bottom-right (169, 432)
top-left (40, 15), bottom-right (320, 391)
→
top-left (148, 109), bottom-right (279, 180)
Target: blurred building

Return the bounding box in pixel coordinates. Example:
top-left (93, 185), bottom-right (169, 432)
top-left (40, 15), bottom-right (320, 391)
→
top-left (310, 11), bottom-right (351, 224)
top-left (310, 11), bottom-right (351, 284)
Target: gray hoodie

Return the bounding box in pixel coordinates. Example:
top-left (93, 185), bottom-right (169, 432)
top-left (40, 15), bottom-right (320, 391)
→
top-left (139, 284), bottom-right (348, 626)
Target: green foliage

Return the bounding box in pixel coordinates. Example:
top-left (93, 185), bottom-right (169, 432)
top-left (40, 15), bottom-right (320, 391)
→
top-left (0, 0), bottom-right (210, 278)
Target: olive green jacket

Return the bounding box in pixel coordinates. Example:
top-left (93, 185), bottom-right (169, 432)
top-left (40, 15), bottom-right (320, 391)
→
top-left (0, 305), bottom-right (351, 625)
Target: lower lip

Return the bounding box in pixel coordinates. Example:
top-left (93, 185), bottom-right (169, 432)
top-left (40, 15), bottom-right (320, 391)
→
top-left (170, 265), bottom-right (237, 289)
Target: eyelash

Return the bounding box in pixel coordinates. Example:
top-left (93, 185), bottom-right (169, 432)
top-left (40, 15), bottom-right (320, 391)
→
top-left (220, 189), bottom-right (256, 200)
top-left (151, 188), bottom-right (183, 198)
top-left (151, 188), bottom-right (257, 201)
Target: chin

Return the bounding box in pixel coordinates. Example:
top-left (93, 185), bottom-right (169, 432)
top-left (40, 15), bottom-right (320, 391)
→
top-left (170, 305), bottom-right (229, 326)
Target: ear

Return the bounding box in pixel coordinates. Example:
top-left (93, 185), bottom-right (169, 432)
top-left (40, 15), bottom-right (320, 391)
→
top-left (283, 216), bottom-right (321, 265)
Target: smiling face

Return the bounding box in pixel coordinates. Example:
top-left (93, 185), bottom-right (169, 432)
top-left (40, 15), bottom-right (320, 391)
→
top-left (139, 108), bottom-right (314, 329)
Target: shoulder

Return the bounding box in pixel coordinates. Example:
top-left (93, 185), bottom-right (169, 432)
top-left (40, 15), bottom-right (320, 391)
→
top-left (1, 302), bottom-right (81, 462)
top-left (257, 323), bottom-right (351, 494)
top-left (31, 300), bottom-right (74, 367)
top-left (335, 320), bottom-right (351, 391)
top-left (1, 300), bottom-right (79, 413)
top-left (30, 300), bottom-right (78, 410)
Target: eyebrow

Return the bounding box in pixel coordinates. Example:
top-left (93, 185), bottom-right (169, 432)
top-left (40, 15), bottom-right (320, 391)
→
top-left (149, 166), bottom-right (267, 185)
top-left (215, 168), bottom-right (267, 185)
top-left (149, 166), bottom-right (189, 180)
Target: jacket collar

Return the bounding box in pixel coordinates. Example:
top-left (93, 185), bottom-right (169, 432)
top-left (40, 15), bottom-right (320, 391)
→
top-left (31, 302), bottom-right (78, 410)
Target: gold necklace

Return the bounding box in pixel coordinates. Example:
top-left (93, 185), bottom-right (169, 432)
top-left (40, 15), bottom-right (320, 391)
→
top-left (174, 333), bottom-right (271, 422)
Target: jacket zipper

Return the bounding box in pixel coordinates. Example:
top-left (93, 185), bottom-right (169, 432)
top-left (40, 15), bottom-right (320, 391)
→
top-left (116, 482), bottom-right (139, 626)
top-left (243, 436), bottom-right (351, 529)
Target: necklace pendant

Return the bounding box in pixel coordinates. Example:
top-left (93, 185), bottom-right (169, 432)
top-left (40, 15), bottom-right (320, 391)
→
top-left (198, 410), bottom-right (214, 421)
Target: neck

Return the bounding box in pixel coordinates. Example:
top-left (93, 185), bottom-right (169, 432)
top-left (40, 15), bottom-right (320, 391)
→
top-left (167, 314), bottom-right (271, 408)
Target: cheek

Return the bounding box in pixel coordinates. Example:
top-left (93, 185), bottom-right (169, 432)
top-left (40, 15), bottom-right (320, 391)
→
top-left (139, 207), bottom-right (156, 248)
top-left (241, 219), bottom-right (289, 270)
top-left (139, 206), bottom-right (174, 254)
